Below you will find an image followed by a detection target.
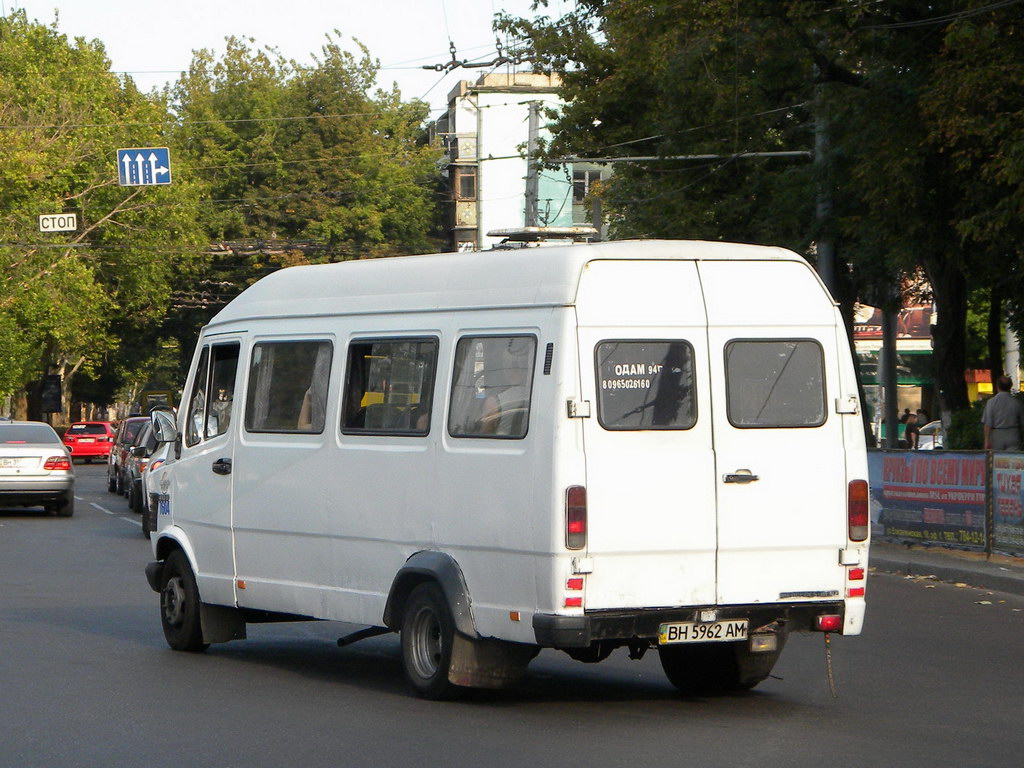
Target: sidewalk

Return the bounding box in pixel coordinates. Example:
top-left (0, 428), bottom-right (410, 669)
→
top-left (870, 539), bottom-right (1024, 596)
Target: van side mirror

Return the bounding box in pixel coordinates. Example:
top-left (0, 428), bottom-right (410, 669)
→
top-left (151, 406), bottom-right (179, 444)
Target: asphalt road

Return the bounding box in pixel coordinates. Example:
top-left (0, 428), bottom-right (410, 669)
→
top-left (1, 463), bottom-right (1022, 768)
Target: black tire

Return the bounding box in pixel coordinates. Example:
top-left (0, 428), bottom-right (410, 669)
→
top-left (141, 500), bottom-right (152, 539)
top-left (54, 493), bottom-right (74, 517)
top-left (114, 468), bottom-right (124, 495)
top-left (106, 467), bottom-right (117, 493)
top-left (400, 582), bottom-right (460, 699)
top-left (159, 550), bottom-right (208, 652)
top-left (658, 640), bottom-right (770, 695)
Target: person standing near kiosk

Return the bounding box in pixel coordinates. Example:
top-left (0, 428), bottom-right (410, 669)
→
top-left (982, 375), bottom-right (1024, 450)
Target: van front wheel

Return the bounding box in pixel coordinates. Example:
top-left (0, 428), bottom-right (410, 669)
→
top-left (160, 550), bottom-right (208, 652)
top-left (400, 582), bottom-right (460, 699)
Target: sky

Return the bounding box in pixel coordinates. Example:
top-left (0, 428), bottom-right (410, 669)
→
top-left (5, 0), bottom-right (570, 118)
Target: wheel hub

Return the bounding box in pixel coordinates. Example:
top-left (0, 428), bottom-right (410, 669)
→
top-left (161, 576), bottom-right (186, 627)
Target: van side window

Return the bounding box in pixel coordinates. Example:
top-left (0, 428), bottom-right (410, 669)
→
top-left (725, 339), bottom-right (826, 428)
top-left (185, 347), bottom-right (210, 447)
top-left (595, 340), bottom-right (696, 430)
top-left (245, 341), bottom-right (333, 434)
top-left (341, 338), bottom-right (437, 435)
top-left (185, 343), bottom-right (240, 446)
top-left (448, 335), bottom-right (537, 439)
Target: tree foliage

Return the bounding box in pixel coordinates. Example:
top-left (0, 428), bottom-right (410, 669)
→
top-left (0, 10), bottom-right (206, 415)
top-left (501, 0), bottom-right (1024, 415)
top-left (0, 15), bottom-right (443, 419)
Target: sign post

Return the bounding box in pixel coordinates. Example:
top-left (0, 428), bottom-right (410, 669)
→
top-left (116, 147), bottom-right (172, 186)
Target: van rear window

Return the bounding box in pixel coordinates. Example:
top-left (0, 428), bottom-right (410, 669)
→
top-left (725, 339), bottom-right (825, 428)
top-left (595, 341), bottom-right (696, 430)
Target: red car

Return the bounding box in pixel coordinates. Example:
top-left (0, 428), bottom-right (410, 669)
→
top-left (62, 421), bottom-right (116, 463)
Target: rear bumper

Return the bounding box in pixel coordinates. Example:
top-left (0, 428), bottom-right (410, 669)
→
top-left (0, 479), bottom-right (74, 507)
top-left (533, 601), bottom-right (847, 648)
top-left (66, 443), bottom-right (111, 458)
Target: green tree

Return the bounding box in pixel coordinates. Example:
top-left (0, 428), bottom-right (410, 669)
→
top-left (503, 0), bottom-right (1024, 416)
top-left (0, 10), bottom-right (206, 419)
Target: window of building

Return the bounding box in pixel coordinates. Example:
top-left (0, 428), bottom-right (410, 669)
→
top-left (455, 165), bottom-right (477, 200)
top-left (725, 339), bottom-right (826, 428)
top-left (573, 169), bottom-right (602, 203)
top-left (448, 335), bottom-right (537, 439)
top-left (595, 340), bottom-right (696, 430)
top-left (244, 341), bottom-right (333, 434)
top-left (341, 338), bottom-right (437, 435)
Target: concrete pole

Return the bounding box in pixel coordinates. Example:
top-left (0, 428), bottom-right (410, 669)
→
top-left (524, 101), bottom-right (540, 227)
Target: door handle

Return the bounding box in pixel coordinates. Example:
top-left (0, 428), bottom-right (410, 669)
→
top-left (212, 458), bottom-right (232, 476)
top-left (723, 469), bottom-right (759, 484)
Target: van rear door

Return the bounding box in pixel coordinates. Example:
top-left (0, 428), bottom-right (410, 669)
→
top-left (698, 259), bottom-right (847, 606)
top-left (575, 260), bottom-right (717, 610)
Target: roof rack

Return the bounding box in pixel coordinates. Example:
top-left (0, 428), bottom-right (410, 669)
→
top-left (487, 226), bottom-right (599, 248)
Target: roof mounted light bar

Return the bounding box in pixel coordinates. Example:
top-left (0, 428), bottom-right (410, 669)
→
top-left (487, 226), bottom-right (599, 248)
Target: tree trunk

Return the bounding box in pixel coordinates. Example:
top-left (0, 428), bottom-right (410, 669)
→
top-left (987, 286), bottom-right (1003, 385)
top-left (925, 257), bottom-right (969, 419)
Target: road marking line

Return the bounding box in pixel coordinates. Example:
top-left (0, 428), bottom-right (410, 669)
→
top-left (121, 517), bottom-right (142, 527)
top-left (90, 502), bottom-right (115, 515)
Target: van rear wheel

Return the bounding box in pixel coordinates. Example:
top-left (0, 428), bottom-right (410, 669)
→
top-left (400, 582), bottom-right (460, 699)
top-left (160, 550), bottom-right (208, 652)
top-left (659, 640), bottom-right (782, 695)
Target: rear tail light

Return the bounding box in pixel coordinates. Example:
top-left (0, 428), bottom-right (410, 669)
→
top-left (566, 485), bottom-right (587, 550)
top-left (848, 479), bottom-right (869, 542)
top-left (44, 456), bottom-right (71, 471)
top-left (815, 614), bottom-right (843, 632)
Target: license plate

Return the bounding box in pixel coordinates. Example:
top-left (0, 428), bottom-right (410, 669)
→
top-left (0, 457), bottom-right (24, 468)
top-left (79, 437), bottom-right (95, 443)
top-left (658, 619), bottom-right (748, 645)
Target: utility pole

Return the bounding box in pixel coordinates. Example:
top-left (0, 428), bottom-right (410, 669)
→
top-left (524, 101), bottom-right (540, 227)
top-left (814, 80), bottom-right (836, 297)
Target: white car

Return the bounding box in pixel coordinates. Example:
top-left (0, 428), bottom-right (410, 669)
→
top-left (917, 420), bottom-right (944, 450)
top-left (0, 421), bottom-right (75, 516)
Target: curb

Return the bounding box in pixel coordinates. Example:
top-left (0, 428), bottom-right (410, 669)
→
top-left (870, 543), bottom-right (1024, 597)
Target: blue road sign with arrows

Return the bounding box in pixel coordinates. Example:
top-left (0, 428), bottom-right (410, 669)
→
top-left (116, 147), bottom-right (172, 186)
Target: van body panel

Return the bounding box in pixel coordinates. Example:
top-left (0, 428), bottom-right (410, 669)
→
top-left (697, 260), bottom-right (849, 606)
top-left (575, 260), bottom-right (718, 610)
top-left (170, 336), bottom-right (244, 606)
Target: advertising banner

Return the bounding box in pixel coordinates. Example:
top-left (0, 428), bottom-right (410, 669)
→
top-left (869, 451), bottom-right (987, 550)
top-left (992, 453), bottom-right (1024, 555)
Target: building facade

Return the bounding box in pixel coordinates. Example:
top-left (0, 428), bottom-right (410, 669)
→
top-left (430, 72), bottom-right (608, 251)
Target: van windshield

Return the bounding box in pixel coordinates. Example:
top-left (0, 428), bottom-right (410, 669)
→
top-left (595, 340), bottom-right (696, 430)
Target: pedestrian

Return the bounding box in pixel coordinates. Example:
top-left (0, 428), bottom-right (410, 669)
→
top-left (904, 412), bottom-right (920, 449)
top-left (982, 375), bottom-right (1024, 450)
top-left (916, 407), bottom-right (929, 424)
top-left (900, 408), bottom-right (911, 424)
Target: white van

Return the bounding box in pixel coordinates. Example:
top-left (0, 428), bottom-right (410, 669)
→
top-left (144, 239), bottom-right (869, 699)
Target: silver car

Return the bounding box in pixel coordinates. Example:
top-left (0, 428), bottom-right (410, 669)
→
top-left (0, 421), bottom-right (75, 516)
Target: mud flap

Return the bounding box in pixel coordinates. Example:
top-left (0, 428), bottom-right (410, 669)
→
top-left (448, 634), bottom-right (538, 689)
top-left (200, 603), bottom-right (247, 645)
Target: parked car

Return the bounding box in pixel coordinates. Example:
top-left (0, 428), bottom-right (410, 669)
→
top-left (0, 421), bottom-right (75, 516)
top-left (106, 416), bottom-right (148, 494)
top-left (125, 422), bottom-right (158, 514)
top-left (917, 420), bottom-right (944, 450)
top-left (62, 421), bottom-right (115, 463)
top-left (140, 440), bottom-right (170, 539)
